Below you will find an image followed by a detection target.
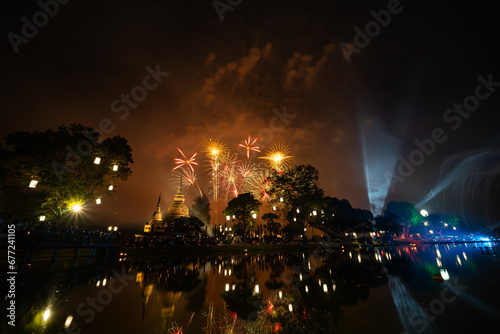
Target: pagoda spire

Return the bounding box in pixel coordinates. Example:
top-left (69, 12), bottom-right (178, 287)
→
top-left (156, 193), bottom-right (161, 209)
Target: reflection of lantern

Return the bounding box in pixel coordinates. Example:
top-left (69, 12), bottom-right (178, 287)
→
top-left (440, 269), bottom-right (450, 280)
top-left (43, 309), bottom-right (51, 322)
top-left (64, 315), bottom-right (73, 329)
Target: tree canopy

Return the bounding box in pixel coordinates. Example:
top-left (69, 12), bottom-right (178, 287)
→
top-left (223, 192), bottom-right (261, 242)
top-left (267, 165), bottom-right (324, 241)
top-left (0, 124), bottom-right (133, 222)
top-left (384, 201), bottom-right (421, 238)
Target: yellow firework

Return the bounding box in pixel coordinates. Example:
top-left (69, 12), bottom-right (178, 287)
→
top-left (199, 137), bottom-right (228, 159)
top-left (259, 143), bottom-right (292, 172)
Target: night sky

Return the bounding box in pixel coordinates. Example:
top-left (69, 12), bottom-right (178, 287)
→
top-left (2, 0), bottom-right (499, 231)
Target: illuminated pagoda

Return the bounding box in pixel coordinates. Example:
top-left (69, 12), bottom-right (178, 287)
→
top-left (142, 175), bottom-right (190, 234)
top-left (143, 194), bottom-right (165, 233)
top-left (163, 180), bottom-right (190, 225)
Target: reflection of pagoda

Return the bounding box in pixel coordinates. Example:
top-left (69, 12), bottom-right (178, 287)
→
top-left (157, 290), bottom-right (182, 327)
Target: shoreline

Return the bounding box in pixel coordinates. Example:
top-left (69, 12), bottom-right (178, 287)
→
top-left (2, 239), bottom-right (495, 265)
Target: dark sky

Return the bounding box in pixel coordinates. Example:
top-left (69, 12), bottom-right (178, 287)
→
top-left (2, 0), bottom-right (499, 231)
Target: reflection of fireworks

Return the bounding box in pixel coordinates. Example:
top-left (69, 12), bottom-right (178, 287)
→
top-left (239, 135), bottom-right (260, 159)
top-left (259, 143), bottom-right (292, 172)
top-left (172, 148), bottom-right (198, 173)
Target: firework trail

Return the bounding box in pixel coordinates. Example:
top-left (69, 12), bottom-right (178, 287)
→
top-left (199, 137), bottom-right (229, 201)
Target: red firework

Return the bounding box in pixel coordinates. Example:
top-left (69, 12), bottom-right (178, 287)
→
top-left (172, 148), bottom-right (198, 173)
top-left (239, 135), bottom-right (261, 158)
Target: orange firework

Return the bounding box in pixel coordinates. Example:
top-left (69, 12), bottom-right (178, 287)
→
top-left (199, 137), bottom-right (228, 159)
top-left (259, 143), bottom-right (292, 172)
top-left (199, 137), bottom-right (229, 201)
top-left (172, 148), bottom-right (198, 173)
top-left (239, 135), bottom-right (261, 158)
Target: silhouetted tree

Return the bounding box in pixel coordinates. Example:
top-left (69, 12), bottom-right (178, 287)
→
top-left (223, 193), bottom-right (261, 243)
top-left (0, 124), bottom-right (133, 222)
top-left (384, 201), bottom-right (421, 238)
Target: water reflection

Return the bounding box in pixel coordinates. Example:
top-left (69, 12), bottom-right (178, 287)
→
top-left (5, 242), bottom-right (500, 333)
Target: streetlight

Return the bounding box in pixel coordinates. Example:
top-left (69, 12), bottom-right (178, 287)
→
top-left (94, 157), bottom-right (101, 164)
top-left (39, 216), bottom-right (46, 221)
top-left (112, 164), bottom-right (119, 171)
top-left (29, 180), bottom-right (38, 188)
top-left (96, 198), bottom-right (101, 205)
top-left (420, 209), bottom-right (429, 217)
top-left (72, 204), bottom-right (82, 212)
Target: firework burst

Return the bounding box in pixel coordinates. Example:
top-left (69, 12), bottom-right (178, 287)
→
top-left (199, 137), bottom-right (229, 201)
top-left (259, 143), bottom-right (292, 172)
top-left (199, 137), bottom-right (228, 159)
top-left (219, 152), bottom-right (241, 200)
top-left (246, 167), bottom-right (274, 201)
top-left (239, 135), bottom-right (261, 159)
top-left (172, 148), bottom-right (198, 173)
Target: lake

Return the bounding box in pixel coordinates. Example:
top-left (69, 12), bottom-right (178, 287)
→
top-left (5, 242), bottom-right (500, 333)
